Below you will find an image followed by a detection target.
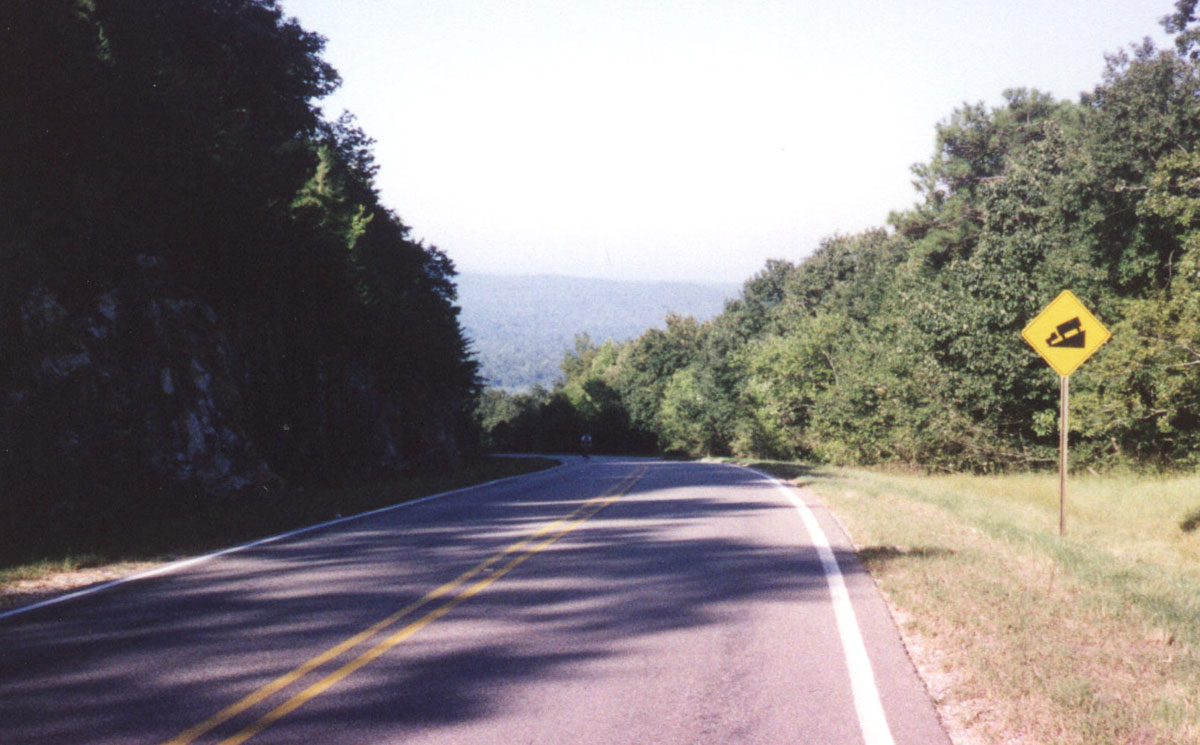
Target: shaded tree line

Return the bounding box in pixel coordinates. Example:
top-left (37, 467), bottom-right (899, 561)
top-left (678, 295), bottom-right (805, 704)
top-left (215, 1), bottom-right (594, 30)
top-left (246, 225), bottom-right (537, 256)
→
top-left (476, 335), bottom-right (658, 455)
top-left (482, 2), bottom-right (1200, 471)
top-left (2, 0), bottom-right (478, 539)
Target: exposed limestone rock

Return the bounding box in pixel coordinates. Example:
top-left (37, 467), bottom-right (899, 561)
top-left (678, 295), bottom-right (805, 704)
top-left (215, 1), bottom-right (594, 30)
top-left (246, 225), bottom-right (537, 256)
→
top-left (4, 259), bottom-right (464, 514)
top-left (7, 281), bottom-right (276, 498)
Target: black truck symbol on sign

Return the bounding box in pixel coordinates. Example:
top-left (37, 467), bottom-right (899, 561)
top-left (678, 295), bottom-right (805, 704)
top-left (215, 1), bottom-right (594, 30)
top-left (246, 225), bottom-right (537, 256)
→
top-left (1046, 317), bottom-right (1085, 348)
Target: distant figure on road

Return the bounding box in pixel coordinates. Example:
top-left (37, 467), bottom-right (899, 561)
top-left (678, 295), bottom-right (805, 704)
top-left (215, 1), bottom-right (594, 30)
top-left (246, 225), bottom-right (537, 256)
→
top-left (580, 433), bottom-right (593, 459)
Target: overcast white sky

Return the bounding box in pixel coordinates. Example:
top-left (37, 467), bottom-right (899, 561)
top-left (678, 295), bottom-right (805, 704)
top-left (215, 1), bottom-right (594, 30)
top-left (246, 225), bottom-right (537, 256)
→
top-left (279, 0), bottom-right (1175, 283)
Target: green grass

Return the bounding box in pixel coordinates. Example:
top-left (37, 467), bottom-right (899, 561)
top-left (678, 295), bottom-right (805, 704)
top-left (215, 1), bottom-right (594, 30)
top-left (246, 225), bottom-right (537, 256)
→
top-left (748, 461), bottom-right (1200, 745)
top-left (1, 456), bottom-right (559, 584)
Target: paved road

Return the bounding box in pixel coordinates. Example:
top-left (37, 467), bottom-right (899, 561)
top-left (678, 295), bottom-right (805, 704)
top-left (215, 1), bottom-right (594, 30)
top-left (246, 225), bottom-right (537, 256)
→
top-left (0, 458), bottom-right (950, 745)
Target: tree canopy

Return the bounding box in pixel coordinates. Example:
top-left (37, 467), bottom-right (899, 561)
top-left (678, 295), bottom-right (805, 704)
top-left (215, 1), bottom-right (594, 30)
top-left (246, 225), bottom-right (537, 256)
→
top-left (3, 0), bottom-right (480, 510)
top-left (481, 5), bottom-right (1200, 471)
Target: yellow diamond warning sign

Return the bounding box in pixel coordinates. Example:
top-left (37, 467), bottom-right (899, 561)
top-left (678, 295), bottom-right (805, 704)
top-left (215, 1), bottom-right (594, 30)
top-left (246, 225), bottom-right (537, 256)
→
top-left (1021, 290), bottom-right (1111, 377)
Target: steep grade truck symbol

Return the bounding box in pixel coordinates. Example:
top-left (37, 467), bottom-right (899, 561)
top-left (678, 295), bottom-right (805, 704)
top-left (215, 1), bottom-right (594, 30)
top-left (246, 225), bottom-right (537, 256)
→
top-left (1021, 290), bottom-right (1110, 378)
top-left (1046, 317), bottom-right (1085, 348)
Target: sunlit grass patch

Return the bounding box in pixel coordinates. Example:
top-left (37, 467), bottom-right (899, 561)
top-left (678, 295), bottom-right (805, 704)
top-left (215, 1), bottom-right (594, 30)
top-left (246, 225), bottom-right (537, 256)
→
top-left (0, 554), bottom-right (107, 586)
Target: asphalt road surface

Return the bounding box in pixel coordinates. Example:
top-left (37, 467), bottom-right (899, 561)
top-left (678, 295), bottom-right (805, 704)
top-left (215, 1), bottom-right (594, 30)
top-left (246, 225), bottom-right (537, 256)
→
top-left (0, 457), bottom-right (951, 745)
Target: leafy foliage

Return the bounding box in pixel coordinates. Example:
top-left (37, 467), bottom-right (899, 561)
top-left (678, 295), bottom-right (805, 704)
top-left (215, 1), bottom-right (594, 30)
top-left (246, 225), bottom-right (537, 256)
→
top-left (2, 0), bottom-right (479, 506)
top-left (483, 6), bottom-right (1200, 471)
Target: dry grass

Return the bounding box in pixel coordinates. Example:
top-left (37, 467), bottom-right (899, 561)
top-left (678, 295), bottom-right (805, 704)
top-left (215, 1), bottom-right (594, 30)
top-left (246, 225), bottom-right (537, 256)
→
top-left (753, 463), bottom-right (1200, 745)
top-left (0, 559), bottom-right (163, 610)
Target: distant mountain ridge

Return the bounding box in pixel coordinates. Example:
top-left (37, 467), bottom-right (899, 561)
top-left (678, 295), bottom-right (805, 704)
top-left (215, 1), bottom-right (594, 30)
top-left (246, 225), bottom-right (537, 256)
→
top-left (457, 273), bottom-right (738, 390)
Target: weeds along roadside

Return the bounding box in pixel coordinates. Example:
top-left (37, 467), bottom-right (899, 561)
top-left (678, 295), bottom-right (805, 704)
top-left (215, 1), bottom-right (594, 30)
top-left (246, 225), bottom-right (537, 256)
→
top-left (751, 462), bottom-right (1200, 745)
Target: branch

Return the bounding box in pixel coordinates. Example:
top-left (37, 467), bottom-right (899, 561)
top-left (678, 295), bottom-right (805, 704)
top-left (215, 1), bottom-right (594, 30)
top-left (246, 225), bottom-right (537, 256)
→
top-left (1177, 340), bottom-right (1200, 361)
top-left (822, 350), bottom-right (842, 389)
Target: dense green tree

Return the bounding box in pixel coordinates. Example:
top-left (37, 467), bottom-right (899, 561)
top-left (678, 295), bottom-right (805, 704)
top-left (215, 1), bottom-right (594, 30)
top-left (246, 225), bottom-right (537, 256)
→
top-left (3, 0), bottom-right (481, 518)
top-left (476, 2), bottom-right (1200, 474)
top-left (1074, 140), bottom-right (1200, 465)
top-left (735, 313), bottom-right (844, 459)
top-left (610, 314), bottom-right (707, 435)
top-left (1076, 42), bottom-right (1200, 297)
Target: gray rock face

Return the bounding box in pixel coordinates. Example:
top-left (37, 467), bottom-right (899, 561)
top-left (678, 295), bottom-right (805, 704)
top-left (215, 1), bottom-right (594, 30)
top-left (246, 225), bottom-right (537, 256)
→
top-left (3, 271), bottom-right (459, 505)
top-left (11, 283), bottom-right (275, 496)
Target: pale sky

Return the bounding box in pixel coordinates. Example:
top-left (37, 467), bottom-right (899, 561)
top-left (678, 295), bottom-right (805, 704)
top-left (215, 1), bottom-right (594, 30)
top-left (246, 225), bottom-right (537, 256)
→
top-left (279, 0), bottom-right (1175, 283)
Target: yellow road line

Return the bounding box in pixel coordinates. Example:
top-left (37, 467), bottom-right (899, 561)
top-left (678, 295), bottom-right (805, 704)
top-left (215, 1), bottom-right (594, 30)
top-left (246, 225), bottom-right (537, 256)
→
top-left (162, 466), bottom-right (646, 745)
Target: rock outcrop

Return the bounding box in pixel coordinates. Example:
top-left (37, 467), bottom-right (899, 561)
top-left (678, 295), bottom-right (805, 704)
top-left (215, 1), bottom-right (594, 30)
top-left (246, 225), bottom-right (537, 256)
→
top-left (8, 279), bottom-right (274, 499)
top-left (2, 259), bottom-right (460, 514)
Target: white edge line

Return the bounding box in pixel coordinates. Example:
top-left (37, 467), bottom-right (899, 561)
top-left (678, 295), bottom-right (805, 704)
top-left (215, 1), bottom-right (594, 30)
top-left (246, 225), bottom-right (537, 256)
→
top-left (746, 465), bottom-right (897, 745)
top-left (0, 460), bottom-right (565, 623)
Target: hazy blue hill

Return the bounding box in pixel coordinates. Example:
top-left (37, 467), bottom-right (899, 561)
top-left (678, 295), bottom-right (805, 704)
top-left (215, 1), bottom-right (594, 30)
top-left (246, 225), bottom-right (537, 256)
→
top-left (458, 273), bottom-right (738, 390)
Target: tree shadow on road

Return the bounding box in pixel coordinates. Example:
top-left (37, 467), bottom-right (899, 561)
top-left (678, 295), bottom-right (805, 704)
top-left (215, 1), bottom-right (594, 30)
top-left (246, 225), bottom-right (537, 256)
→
top-left (0, 459), bottom-right (876, 745)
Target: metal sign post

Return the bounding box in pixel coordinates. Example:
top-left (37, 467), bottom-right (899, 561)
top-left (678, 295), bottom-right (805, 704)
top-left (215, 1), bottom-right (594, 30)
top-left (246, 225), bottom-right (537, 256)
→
top-left (1059, 375), bottom-right (1068, 536)
top-left (1021, 291), bottom-right (1110, 537)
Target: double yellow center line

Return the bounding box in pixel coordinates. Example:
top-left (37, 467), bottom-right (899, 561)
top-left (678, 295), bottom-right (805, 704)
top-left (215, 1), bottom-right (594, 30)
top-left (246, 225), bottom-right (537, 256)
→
top-left (162, 466), bottom-right (647, 745)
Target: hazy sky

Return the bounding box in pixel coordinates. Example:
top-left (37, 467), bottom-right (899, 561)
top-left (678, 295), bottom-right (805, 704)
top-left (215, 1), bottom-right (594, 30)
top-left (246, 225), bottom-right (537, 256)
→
top-left (279, 0), bottom-right (1175, 283)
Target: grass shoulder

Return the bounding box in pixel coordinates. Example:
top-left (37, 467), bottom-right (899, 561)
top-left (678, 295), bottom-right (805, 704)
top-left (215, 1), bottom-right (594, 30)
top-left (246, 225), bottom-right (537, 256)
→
top-left (744, 459), bottom-right (1200, 745)
top-left (1, 455), bottom-right (559, 609)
